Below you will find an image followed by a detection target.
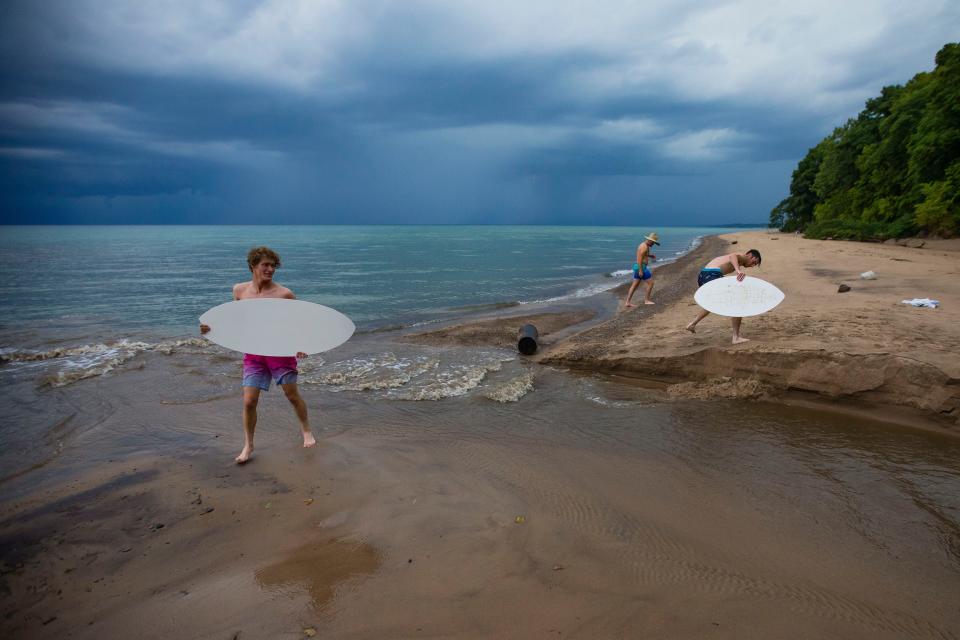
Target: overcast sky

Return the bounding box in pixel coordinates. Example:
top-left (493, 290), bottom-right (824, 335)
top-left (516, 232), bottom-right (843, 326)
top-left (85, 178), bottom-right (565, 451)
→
top-left (1, 1), bottom-right (957, 225)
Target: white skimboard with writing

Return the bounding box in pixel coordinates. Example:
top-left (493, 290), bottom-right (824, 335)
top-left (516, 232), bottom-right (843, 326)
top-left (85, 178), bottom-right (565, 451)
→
top-left (199, 299), bottom-right (355, 357)
top-left (694, 276), bottom-right (785, 317)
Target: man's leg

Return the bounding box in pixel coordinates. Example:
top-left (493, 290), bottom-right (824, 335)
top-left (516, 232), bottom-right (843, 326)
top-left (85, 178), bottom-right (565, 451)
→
top-left (238, 386), bottom-right (260, 463)
top-left (281, 383), bottom-right (315, 448)
top-left (625, 280), bottom-right (640, 308)
top-left (643, 277), bottom-right (655, 304)
top-left (731, 317), bottom-right (749, 344)
top-left (686, 309), bottom-right (709, 333)
top-left (624, 280), bottom-right (641, 308)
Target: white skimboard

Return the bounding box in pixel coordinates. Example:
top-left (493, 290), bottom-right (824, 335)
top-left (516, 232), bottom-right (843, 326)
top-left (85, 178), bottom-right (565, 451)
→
top-left (694, 276), bottom-right (784, 317)
top-left (199, 299), bottom-right (355, 357)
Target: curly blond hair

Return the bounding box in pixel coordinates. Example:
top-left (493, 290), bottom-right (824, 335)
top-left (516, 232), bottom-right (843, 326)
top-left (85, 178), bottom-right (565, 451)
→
top-left (247, 246), bottom-right (281, 271)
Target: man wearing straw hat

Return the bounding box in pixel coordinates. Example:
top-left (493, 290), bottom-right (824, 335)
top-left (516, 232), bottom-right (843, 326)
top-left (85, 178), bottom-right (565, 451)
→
top-left (624, 232), bottom-right (660, 308)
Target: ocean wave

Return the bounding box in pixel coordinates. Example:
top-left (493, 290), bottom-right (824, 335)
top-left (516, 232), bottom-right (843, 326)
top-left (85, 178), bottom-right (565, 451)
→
top-left (520, 281), bottom-right (622, 305)
top-left (300, 352), bottom-right (398, 386)
top-left (340, 356), bottom-right (440, 391)
top-left (0, 337), bottom-right (208, 365)
top-left (304, 349), bottom-right (515, 401)
top-left (1, 337), bottom-right (213, 387)
top-left (483, 371), bottom-right (534, 403)
top-left (388, 360), bottom-right (503, 401)
top-left (300, 353), bottom-right (440, 391)
top-left (585, 395), bottom-right (647, 408)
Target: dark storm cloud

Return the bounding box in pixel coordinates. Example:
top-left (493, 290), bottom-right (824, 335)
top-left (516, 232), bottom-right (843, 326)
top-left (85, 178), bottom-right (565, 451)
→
top-left (0, 0), bottom-right (958, 224)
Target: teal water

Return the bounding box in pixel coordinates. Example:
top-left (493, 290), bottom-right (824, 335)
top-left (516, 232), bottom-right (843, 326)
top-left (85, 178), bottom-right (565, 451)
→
top-left (0, 225), bottom-right (737, 337)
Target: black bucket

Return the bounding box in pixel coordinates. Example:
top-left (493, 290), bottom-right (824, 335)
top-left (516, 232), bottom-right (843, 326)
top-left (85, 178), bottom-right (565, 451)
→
top-left (517, 324), bottom-right (539, 355)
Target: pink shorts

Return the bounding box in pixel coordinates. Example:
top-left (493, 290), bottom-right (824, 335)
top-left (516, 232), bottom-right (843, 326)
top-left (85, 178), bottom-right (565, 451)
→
top-left (242, 354), bottom-right (298, 390)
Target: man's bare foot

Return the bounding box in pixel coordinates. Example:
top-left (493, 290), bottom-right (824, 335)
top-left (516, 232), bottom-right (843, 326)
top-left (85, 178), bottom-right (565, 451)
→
top-left (686, 323), bottom-right (697, 333)
top-left (732, 336), bottom-right (750, 344)
top-left (235, 445), bottom-right (254, 464)
top-left (624, 302), bottom-right (636, 309)
top-left (644, 300), bottom-right (655, 305)
top-left (302, 432), bottom-right (316, 448)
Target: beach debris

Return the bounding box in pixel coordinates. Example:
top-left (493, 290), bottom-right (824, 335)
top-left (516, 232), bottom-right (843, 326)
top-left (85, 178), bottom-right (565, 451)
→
top-left (150, 523), bottom-right (165, 531)
top-left (896, 238), bottom-right (925, 248)
top-left (514, 515), bottom-right (526, 524)
top-left (552, 564), bottom-right (564, 571)
top-left (730, 240), bottom-right (738, 244)
top-left (191, 494), bottom-right (202, 505)
top-left (264, 502), bottom-right (272, 510)
top-left (838, 284), bottom-right (851, 293)
top-left (304, 628), bottom-right (317, 637)
top-left (304, 498), bottom-right (314, 506)
top-left (120, 547), bottom-right (132, 553)
top-left (901, 298), bottom-right (939, 308)
top-left (518, 324), bottom-right (539, 355)
top-left (860, 271), bottom-right (877, 280)
top-left (202, 507), bottom-right (215, 514)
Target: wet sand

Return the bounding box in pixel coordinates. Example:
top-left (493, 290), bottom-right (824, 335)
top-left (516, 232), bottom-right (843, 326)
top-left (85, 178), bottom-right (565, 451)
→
top-left (3, 236), bottom-right (960, 639)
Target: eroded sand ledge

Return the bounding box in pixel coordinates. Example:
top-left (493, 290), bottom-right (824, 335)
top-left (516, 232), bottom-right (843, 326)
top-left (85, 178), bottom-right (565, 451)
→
top-left (540, 231), bottom-right (960, 431)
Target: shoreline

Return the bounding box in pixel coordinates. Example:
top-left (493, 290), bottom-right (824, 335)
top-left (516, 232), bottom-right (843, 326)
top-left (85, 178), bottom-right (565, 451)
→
top-left (403, 230), bottom-right (960, 434)
top-left (540, 231), bottom-right (960, 434)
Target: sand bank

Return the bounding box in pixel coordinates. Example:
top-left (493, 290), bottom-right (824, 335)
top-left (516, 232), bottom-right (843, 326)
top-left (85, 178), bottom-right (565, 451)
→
top-left (540, 231), bottom-right (960, 432)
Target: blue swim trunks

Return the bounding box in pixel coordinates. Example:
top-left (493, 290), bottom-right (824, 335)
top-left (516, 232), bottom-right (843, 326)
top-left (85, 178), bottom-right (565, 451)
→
top-left (242, 354), bottom-right (298, 391)
top-left (697, 268), bottom-right (723, 287)
top-left (632, 263), bottom-right (652, 281)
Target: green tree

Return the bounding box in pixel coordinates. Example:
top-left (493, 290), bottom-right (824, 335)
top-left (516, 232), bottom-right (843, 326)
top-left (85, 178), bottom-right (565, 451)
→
top-left (773, 42), bottom-right (959, 239)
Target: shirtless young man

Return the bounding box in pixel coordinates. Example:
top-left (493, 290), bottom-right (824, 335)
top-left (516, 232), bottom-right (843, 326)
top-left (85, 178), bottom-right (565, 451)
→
top-left (624, 232), bottom-right (660, 308)
top-left (200, 246), bottom-right (315, 463)
top-left (685, 249), bottom-right (762, 344)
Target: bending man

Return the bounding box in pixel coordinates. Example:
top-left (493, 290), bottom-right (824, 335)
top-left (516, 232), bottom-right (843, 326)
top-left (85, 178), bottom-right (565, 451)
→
top-left (686, 249), bottom-right (762, 344)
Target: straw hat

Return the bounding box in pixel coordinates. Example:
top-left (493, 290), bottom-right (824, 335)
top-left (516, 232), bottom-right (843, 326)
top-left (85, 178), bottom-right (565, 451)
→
top-left (644, 232), bottom-right (660, 245)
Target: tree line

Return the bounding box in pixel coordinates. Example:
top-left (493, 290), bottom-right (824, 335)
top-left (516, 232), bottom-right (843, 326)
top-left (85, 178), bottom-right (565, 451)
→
top-left (770, 43), bottom-right (959, 239)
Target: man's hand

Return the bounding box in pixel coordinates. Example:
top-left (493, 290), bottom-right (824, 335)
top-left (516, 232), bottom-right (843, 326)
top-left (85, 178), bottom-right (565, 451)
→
top-left (736, 271), bottom-right (746, 282)
top-left (200, 323), bottom-right (211, 334)
top-left (296, 352), bottom-right (307, 359)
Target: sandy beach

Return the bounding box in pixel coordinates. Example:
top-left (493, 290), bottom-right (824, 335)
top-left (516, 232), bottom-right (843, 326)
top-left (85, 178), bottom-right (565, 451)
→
top-left (2, 233), bottom-right (959, 639)
top-left (542, 231), bottom-right (960, 431)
